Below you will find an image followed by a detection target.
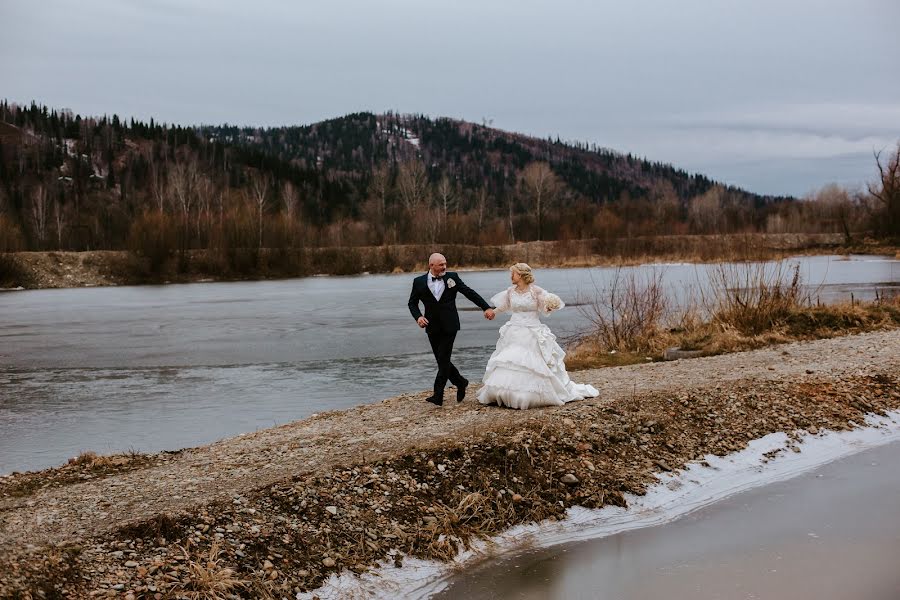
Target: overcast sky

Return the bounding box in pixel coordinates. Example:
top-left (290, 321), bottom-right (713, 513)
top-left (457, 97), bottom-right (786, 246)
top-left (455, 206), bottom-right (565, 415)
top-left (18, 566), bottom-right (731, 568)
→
top-left (2, 0), bottom-right (899, 196)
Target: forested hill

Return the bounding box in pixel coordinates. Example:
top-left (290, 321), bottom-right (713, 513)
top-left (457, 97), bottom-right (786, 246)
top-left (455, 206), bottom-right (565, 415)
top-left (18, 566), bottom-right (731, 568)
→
top-left (200, 112), bottom-right (760, 210)
top-left (0, 101), bottom-right (784, 253)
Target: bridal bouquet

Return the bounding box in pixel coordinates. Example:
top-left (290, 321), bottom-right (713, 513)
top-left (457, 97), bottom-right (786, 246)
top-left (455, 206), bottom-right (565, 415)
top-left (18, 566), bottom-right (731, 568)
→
top-left (542, 293), bottom-right (562, 313)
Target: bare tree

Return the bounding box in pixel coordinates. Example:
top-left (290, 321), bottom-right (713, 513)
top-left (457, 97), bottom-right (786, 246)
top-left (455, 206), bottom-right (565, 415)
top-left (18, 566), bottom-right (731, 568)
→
top-left (475, 186), bottom-right (488, 231)
top-left (170, 160), bottom-right (198, 221)
top-left (281, 181), bottom-right (300, 221)
top-left (169, 159), bottom-right (199, 263)
top-left (369, 163), bottom-right (391, 224)
top-left (520, 162), bottom-right (559, 241)
top-left (650, 180), bottom-right (680, 233)
top-left (196, 175), bottom-right (216, 242)
top-left (146, 146), bottom-right (167, 213)
top-left (809, 184), bottom-right (855, 242)
top-left (54, 198), bottom-right (66, 249)
top-left (507, 194), bottom-right (516, 243)
top-left (281, 181), bottom-right (301, 247)
top-left (250, 170), bottom-right (271, 248)
top-left (688, 186), bottom-right (724, 234)
top-left (868, 143), bottom-right (900, 236)
top-left (396, 160), bottom-right (429, 213)
top-left (435, 175), bottom-right (456, 223)
top-left (31, 185), bottom-right (49, 248)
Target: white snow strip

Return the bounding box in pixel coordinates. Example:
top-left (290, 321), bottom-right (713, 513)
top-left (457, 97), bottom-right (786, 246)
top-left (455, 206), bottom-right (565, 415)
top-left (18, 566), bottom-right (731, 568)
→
top-left (299, 410), bottom-right (900, 600)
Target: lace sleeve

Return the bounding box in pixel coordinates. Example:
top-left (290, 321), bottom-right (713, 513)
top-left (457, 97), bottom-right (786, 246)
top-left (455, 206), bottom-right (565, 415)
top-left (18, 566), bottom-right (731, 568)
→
top-left (489, 287), bottom-right (512, 313)
top-left (533, 285), bottom-right (565, 314)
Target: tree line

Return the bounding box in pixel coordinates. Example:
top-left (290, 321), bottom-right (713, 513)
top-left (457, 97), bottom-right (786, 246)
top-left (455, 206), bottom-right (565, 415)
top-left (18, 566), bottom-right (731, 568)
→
top-left (0, 101), bottom-right (897, 269)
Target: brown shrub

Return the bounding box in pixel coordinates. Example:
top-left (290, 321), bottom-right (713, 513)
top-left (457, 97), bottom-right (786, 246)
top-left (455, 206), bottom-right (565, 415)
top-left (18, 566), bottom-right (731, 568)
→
top-left (705, 261), bottom-right (808, 335)
top-left (578, 267), bottom-right (669, 353)
top-left (128, 211), bottom-right (177, 275)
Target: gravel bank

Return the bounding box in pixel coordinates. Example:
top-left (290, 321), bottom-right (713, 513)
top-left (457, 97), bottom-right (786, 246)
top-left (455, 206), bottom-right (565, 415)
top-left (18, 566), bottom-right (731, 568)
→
top-left (1, 330), bottom-right (898, 598)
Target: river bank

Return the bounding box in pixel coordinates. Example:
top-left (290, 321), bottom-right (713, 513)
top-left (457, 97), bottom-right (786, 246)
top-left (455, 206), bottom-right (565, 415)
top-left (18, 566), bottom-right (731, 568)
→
top-left (1, 330), bottom-right (898, 598)
top-left (433, 434), bottom-right (900, 600)
top-left (3, 233), bottom-right (895, 290)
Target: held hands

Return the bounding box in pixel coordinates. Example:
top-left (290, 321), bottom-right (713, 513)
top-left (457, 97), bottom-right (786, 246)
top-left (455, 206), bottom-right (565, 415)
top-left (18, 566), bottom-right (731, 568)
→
top-left (418, 312), bottom-right (492, 326)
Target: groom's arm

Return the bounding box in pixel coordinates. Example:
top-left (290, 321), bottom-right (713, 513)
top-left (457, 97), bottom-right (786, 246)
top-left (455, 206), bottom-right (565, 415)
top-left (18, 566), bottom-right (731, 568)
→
top-left (408, 281), bottom-right (423, 321)
top-left (453, 274), bottom-right (491, 311)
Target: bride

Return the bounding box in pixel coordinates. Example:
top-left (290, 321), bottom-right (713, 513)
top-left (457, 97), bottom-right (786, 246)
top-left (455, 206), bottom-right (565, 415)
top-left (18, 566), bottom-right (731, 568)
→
top-left (477, 263), bottom-right (599, 409)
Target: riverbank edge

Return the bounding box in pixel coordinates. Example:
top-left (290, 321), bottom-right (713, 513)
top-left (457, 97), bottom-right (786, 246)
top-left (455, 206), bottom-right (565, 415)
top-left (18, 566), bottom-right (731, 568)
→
top-left (1, 362), bottom-right (898, 598)
top-left (3, 233), bottom-right (895, 290)
top-left (318, 410), bottom-right (900, 600)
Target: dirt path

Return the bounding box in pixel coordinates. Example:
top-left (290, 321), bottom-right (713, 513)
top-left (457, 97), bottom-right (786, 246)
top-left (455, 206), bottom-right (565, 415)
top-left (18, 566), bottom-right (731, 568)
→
top-left (2, 329), bottom-right (897, 556)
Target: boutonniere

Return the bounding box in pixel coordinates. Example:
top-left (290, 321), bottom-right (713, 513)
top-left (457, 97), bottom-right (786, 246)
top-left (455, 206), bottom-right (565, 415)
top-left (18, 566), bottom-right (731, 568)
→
top-left (447, 279), bottom-right (456, 288)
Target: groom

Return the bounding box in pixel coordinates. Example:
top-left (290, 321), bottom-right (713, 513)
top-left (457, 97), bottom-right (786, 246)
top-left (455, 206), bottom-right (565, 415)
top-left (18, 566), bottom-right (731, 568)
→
top-left (408, 253), bottom-right (495, 406)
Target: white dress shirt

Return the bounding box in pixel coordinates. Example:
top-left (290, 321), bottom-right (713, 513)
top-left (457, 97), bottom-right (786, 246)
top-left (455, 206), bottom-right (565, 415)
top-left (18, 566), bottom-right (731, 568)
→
top-left (428, 273), bottom-right (446, 300)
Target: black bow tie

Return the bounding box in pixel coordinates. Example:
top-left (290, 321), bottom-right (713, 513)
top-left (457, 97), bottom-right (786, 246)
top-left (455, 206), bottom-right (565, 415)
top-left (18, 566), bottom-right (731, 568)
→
top-left (431, 275), bottom-right (444, 281)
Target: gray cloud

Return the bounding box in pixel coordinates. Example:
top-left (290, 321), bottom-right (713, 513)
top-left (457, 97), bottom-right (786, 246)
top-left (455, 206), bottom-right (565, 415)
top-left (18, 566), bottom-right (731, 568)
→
top-left (1, 0), bottom-right (898, 196)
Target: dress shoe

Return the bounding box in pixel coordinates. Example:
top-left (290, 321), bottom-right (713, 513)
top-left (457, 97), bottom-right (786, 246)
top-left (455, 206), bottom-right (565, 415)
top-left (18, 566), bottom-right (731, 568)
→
top-left (425, 395), bottom-right (444, 406)
top-left (456, 380), bottom-right (469, 402)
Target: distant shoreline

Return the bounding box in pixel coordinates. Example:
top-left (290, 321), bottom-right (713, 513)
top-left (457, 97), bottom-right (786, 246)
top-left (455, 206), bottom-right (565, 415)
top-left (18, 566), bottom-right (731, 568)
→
top-left (2, 233), bottom-right (895, 291)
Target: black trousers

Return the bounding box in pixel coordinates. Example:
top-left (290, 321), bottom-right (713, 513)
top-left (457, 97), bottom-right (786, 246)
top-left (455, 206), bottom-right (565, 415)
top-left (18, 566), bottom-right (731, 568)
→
top-left (427, 329), bottom-right (466, 398)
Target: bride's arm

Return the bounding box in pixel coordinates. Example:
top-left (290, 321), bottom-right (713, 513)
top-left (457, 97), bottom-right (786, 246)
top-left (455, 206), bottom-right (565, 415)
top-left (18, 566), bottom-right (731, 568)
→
top-left (533, 286), bottom-right (565, 314)
top-left (489, 288), bottom-right (512, 313)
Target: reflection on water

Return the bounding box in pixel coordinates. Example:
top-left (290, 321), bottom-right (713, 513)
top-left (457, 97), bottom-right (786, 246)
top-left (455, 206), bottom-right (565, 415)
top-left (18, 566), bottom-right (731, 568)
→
top-left (1, 255), bottom-right (897, 473)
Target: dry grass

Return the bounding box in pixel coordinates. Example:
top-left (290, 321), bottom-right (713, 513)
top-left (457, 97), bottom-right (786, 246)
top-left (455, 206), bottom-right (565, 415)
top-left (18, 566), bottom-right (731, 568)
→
top-left (577, 267), bottom-right (670, 353)
top-left (69, 451), bottom-right (117, 468)
top-left (69, 449), bottom-right (142, 469)
top-left (568, 261), bottom-right (900, 370)
top-left (704, 261), bottom-right (808, 335)
top-left (175, 541), bottom-right (269, 600)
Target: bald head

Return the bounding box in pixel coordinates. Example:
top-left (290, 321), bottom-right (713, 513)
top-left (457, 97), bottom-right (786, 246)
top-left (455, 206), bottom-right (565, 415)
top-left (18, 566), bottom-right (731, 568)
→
top-left (428, 253), bottom-right (447, 277)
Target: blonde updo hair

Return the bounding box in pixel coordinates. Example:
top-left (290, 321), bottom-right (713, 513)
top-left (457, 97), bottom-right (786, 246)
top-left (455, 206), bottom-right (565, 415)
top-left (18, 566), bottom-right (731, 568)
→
top-left (510, 262), bottom-right (535, 284)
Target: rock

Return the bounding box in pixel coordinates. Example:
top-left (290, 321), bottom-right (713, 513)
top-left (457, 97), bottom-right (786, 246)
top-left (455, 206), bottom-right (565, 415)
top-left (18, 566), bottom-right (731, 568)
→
top-left (560, 474), bottom-right (579, 485)
top-left (511, 493), bottom-right (523, 503)
top-left (263, 560), bottom-right (274, 570)
top-left (654, 460), bottom-right (672, 472)
top-left (563, 418), bottom-right (575, 428)
top-left (124, 560), bottom-right (139, 567)
top-left (325, 506), bottom-right (338, 515)
top-left (664, 347), bottom-right (703, 361)
top-left (322, 557), bottom-right (336, 568)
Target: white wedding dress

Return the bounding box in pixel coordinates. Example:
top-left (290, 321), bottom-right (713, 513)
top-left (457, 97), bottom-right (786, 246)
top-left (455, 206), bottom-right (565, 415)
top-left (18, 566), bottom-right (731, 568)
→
top-left (477, 284), bottom-right (600, 409)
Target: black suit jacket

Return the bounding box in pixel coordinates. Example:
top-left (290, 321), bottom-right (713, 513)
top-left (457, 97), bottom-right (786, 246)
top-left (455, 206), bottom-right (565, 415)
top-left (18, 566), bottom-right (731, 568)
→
top-left (408, 271), bottom-right (491, 334)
